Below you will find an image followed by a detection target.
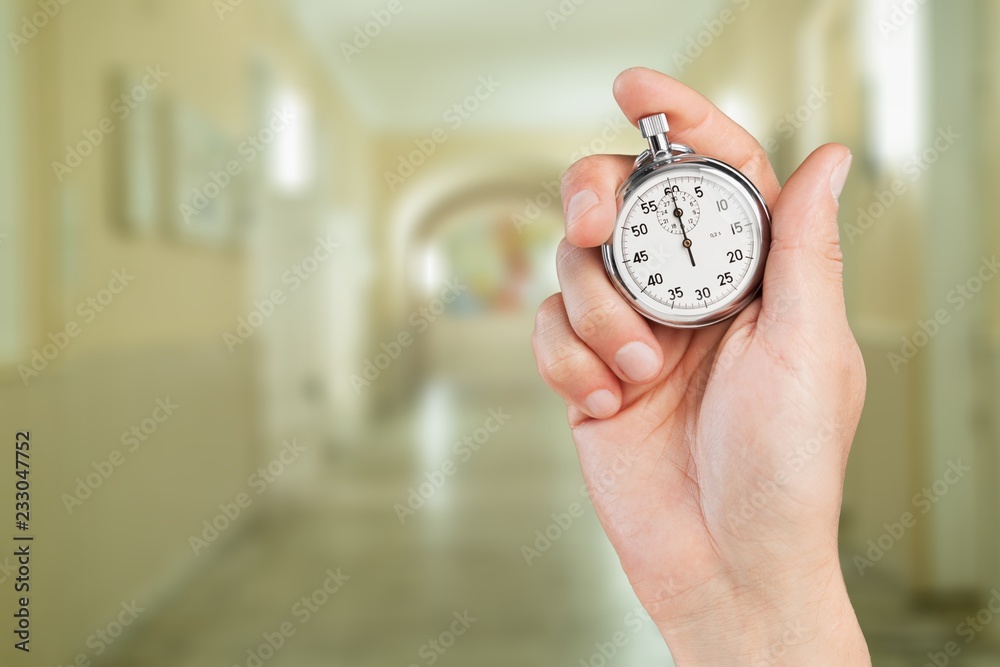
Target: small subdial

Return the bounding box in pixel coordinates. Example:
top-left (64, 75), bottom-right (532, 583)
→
top-left (656, 190), bottom-right (700, 235)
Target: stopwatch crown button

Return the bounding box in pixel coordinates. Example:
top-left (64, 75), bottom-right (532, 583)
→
top-left (639, 113), bottom-right (670, 139)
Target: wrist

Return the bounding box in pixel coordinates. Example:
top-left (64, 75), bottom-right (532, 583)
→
top-left (642, 562), bottom-right (870, 666)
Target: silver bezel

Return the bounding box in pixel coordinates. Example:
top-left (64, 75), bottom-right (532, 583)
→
top-left (603, 153), bottom-right (771, 328)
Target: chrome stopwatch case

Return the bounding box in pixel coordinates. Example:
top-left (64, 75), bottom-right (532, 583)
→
top-left (603, 113), bottom-right (771, 328)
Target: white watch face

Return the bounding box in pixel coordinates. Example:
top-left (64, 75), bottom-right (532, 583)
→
top-left (608, 163), bottom-right (768, 327)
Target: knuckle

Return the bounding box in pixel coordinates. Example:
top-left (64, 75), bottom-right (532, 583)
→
top-left (538, 342), bottom-right (586, 386)
top-left (561, 155), bottom-right (602, 199)
top-left (819, 231), bottom-right (845, 273)
top-left (533, 293), bottom-right (565, 338)
top-left (573, 294), bottom-right (622, 341)
top-left (555, 237), bottom-right (578, 267)
top-left (743, 149), bottom-right (773, 180)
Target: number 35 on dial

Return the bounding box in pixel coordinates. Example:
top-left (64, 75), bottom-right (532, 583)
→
top-left (604, 113), bottom-right (770, 328)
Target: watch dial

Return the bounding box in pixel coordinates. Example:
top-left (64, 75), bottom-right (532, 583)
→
top-left (613, 165), bottom-right (765, 325)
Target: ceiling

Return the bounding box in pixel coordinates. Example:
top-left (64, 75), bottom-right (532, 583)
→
top-left (288, 0), bottom-right (729, 132)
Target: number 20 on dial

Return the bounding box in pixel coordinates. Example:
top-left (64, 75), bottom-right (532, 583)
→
top-left (604, 113), bottom-right (771, 328)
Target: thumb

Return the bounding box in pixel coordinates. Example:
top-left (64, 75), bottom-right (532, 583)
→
top-left (759, 143), bottom-right (853, 336)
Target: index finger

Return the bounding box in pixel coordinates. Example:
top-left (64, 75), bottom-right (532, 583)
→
top-left (613, 67), bottom-right (781, 206)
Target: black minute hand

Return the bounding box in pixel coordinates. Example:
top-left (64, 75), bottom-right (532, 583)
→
top-left (669, 187), bottom-right (696, 268)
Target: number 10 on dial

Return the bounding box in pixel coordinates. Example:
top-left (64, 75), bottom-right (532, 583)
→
top-left (603, 113), bottom-right (771, 328)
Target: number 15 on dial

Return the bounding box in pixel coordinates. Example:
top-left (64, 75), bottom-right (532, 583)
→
top-left (604, 113), bottom-right (771, 328)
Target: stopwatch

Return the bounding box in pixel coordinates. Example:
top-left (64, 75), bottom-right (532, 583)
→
top-left (603, 113), bottom-right (771, 328)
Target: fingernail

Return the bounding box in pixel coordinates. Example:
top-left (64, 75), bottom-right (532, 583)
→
top-left (566, 189), bottom-right (600, 230)
top-left (830, 153), bottom-right (852, 201)
top-left (615, 342), bottom-right (660, 383)
top-left (584, 390), bottom-right (619, 419)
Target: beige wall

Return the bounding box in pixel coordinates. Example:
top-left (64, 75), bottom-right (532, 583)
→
top-left (0, 0), bottom-right (368, 663)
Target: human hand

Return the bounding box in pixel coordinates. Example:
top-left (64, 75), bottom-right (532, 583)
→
top-left (531, 68), bottom-right (870, 666)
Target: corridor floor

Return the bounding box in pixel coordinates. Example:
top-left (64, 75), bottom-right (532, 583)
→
top-left (93, 384), bottom-right (1000, 666)
top-left (96, 386), bottom-right (670, 666)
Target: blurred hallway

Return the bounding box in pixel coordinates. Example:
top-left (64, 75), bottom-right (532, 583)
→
top-left (85, 379), bottom-right (1000, 667)
top-left (2, 1), bottom-right (1000, 665)
top-left (97, 387), bottom-right (672, 667)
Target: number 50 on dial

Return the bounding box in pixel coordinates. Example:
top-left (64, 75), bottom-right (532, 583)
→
top-left (604, 113), bottom-right (771, 328)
